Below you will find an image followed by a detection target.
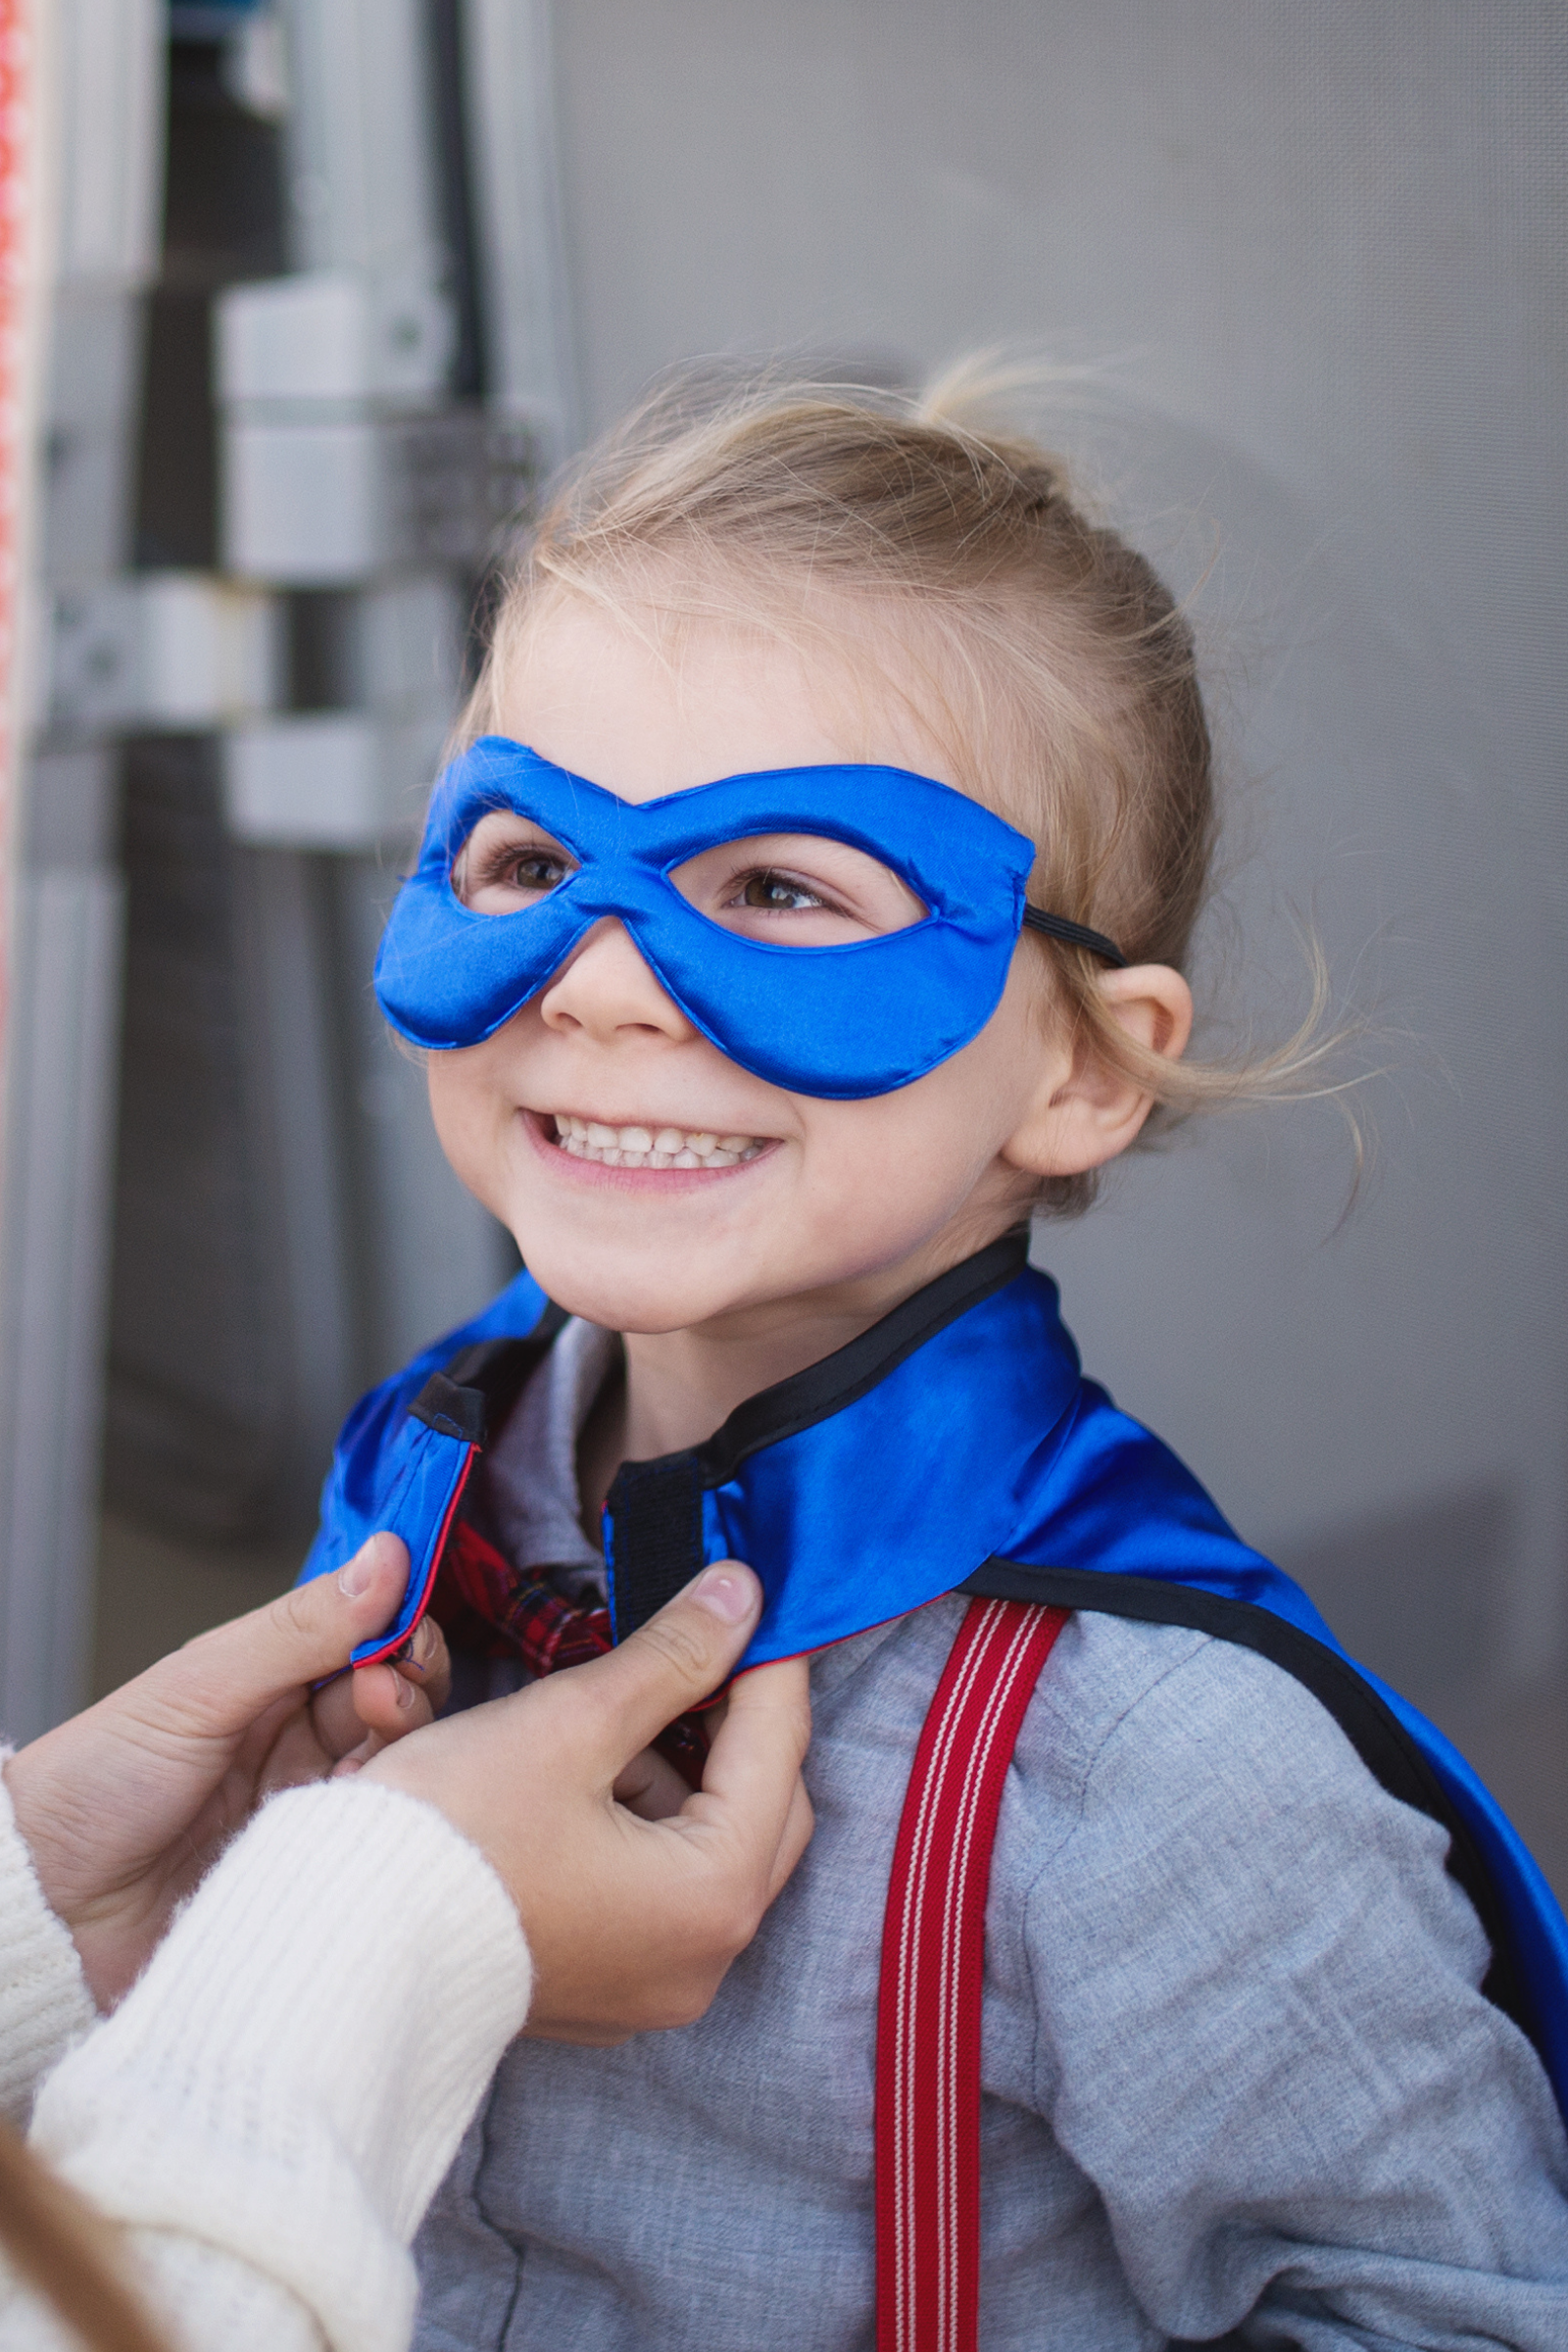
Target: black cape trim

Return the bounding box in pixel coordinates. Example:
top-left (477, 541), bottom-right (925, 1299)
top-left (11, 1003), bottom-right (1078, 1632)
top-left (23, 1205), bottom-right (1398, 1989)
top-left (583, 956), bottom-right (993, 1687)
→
top-left (960, 1558), bottom-right (1531, 2050)
top-left (694, 1232), bottom-right (1030, 1483)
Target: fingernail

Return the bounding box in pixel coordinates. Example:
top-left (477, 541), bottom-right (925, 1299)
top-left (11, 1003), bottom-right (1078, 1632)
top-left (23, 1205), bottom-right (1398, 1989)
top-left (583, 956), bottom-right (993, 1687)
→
top-left (338, 1548), bottom-right (375, 1599)
top-left (395, 1673), bottom-right (417, 1712)
top-left (693, 1564), bottom-right (757, 1625)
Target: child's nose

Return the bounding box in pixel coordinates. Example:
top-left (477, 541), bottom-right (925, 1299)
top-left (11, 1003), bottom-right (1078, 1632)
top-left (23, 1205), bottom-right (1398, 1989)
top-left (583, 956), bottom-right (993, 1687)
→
top-left (538, 918), bottom-right (700, 1049)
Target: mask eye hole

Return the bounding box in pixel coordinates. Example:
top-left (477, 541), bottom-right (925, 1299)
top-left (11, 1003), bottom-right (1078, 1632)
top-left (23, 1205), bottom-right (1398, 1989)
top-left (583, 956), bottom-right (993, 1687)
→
top-left (453, 810), bottom-right (577, 911)
top-left (669, 834), bottom-right (925, 944)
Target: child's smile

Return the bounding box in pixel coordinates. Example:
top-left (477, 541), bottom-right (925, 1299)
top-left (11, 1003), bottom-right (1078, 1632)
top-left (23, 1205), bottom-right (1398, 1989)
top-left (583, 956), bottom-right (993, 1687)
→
top-left (530, 1106), bottom-right (775, 1180)
top-left (544, 1112), bottom-right (770, 1171)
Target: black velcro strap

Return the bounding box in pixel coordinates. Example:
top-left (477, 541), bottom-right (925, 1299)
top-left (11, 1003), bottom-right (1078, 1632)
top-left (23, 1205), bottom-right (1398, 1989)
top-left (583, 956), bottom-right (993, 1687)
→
top-left (409, 1309), bottom-right (570, 1447)
top-left (607, 1452), bottom-right (706, 1641)
top-left (409, 1370), bottom-right (490, 1444)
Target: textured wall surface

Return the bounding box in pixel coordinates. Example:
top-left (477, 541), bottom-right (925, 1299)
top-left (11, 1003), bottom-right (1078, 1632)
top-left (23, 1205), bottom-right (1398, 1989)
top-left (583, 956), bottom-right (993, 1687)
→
top-left (546, 2), bottom-right (1568, 1732)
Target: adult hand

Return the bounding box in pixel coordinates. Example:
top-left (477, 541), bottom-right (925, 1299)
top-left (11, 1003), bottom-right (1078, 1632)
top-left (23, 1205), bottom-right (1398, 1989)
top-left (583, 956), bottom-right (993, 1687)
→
top-left (4, 1534), bottom-right (447, 2007)
top-left (365, 1561), bottom-right (813, 2043)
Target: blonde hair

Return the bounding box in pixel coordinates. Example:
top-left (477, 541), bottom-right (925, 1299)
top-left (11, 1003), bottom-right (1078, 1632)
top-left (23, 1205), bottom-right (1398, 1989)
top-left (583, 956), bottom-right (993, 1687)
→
top-left (0, 2120), bottom-right (168, 2352)
top-left (462, 363), bottom-right (1342, 1211)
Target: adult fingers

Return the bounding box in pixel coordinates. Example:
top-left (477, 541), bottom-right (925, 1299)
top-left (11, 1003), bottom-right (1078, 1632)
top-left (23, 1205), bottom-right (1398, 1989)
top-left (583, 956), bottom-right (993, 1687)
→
top-left (399, 1613), bottom-right (452, 1715)
top-left (345, 1659), bottom-right (438, 1743)
top-left (612, 1743), bottom-right (693, 1821)
top-left (340, 1616), bottom-right (451, 1746)
top-left (766, 1775), bottom-right (816, 1900)
top-left (150, 1535), bottom-right (414, 1740)
top-left (313, 1661), bottom-right (433, 1760)
top-left (686, 1655), bottom-right (813, 1888)
top-left (309, 1670), bottom-right (368, 1762)
top-left (555, 1562), bottom-right (764, 1774)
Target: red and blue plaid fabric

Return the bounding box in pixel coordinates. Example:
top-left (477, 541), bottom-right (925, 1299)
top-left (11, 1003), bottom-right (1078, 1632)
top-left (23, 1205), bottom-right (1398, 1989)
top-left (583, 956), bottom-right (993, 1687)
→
top-left (435, 1514), bottom-right (613, 1670)
top-left (432, 1515), bottom-right (710, 1786)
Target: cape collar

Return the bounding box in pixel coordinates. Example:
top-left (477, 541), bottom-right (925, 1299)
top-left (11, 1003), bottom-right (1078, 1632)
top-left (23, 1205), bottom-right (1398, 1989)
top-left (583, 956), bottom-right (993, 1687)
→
top-left (604, 1232), bottom-right (1083, 1663)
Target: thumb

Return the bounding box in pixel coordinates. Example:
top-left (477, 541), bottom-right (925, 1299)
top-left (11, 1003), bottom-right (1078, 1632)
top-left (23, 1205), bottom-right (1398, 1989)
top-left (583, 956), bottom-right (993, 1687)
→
top-left (564, 1563), bottom-right (763, 1774)
top-left (149, 1535), bottom-right (414, 1736)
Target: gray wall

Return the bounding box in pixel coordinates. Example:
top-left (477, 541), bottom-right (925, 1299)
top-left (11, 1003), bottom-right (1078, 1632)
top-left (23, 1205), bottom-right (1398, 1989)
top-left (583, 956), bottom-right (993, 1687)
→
top-left (542, 1), bottom-right (1568, 1715)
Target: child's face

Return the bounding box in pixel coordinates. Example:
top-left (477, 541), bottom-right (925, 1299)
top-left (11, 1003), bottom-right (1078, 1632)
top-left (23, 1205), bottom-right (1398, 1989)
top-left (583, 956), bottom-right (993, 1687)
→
top-left (427, 598), bottom-right (1111, 1338)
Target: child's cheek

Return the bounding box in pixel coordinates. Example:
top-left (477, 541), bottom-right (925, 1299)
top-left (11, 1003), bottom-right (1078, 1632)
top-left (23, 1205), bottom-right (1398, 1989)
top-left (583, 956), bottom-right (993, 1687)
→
top-left (425, 1052), bottom-right (518, 1220)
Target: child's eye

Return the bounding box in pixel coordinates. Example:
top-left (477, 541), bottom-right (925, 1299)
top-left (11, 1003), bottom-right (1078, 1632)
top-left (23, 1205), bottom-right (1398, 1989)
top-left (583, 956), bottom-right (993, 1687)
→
top-left (504, 850), bottom-right (572, 893)
top-left (671, 833), bottom-right (924, 942)
top-left (454, 813), bottom-right (578, 910)
top-left (737, 870), bottom-right (831, 914)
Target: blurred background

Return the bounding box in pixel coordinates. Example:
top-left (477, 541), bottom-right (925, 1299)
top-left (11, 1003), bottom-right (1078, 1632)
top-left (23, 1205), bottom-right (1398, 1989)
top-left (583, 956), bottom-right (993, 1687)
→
top-left (0, 2), bottom-right (1562, 1886)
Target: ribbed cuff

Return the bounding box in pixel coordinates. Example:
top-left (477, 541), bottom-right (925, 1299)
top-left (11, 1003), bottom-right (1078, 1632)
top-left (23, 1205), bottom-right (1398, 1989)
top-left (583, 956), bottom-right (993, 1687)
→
top-left (31, 1779), bottom-right (531, 2352)
top-left (0, 2233), bottom-right (322, 2352)
top-left (0, 1750), bottom-right (97, 2129)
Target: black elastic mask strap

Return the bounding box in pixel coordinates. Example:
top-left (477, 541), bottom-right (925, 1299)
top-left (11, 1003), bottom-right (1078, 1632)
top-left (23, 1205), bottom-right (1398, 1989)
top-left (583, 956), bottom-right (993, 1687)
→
top-left (1021, 905), bottom-right (1128, 967)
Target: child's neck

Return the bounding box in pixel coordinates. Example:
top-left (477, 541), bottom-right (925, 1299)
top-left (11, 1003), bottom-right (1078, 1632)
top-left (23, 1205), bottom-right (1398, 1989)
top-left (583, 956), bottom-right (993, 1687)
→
top-left (575, 1218), bottom-right (1026, 1526)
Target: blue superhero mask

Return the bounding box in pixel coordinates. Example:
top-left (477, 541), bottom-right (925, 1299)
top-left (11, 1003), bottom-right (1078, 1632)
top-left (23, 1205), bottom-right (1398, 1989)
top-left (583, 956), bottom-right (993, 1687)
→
top-left (373, 737), bottom-right (1125, 1100)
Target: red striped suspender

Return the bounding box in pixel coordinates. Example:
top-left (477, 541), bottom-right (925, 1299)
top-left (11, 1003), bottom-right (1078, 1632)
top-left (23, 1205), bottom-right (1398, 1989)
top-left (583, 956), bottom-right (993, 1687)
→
top-left (875, 1597), bottom-right (1069, 2352)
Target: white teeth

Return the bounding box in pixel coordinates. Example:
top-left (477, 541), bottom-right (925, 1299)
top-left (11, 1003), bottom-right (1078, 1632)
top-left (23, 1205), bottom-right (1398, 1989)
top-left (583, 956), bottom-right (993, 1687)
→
top-left (551, 1115), bottom-right (768, 1170)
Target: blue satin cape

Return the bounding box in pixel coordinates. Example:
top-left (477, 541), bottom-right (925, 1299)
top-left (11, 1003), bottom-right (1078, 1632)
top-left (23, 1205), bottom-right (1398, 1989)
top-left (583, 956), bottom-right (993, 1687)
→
top-left (297, 1236), bottom-right (1568, 2118)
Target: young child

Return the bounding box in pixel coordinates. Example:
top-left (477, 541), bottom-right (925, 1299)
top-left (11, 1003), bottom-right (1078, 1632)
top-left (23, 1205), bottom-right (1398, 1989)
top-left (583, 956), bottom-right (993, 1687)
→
top-left (302, 374), bottom-right (1568, 2349)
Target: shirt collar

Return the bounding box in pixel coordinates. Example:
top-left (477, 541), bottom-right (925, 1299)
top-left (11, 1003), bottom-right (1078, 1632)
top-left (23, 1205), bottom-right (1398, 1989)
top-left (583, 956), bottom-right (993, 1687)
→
top-left (468, 1314), bottom-right (620, 1595)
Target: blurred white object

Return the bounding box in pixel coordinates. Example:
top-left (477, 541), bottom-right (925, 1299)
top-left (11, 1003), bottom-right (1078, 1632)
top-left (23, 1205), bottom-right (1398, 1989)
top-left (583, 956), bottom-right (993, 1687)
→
top-left (49, 574), bottom-right (283, 734)
top-left (222, 7), bottom-right (291, 123)
top-left (218, 266), bottom-right (452, 581)
top-left (217, 272), bottom-right (536, 582)
top-left (54, 0), bottom-right (165, 283)
top-left (218, 266), bottom-right (454, 410)
top-left (463, 0), bottom-right (577, 450)
top-left (39, 289), bottom-right (147, 586)
top-left (222, 409), bottom-right (386, 583)
top-left (220, 403), bottom-right (528, 583)
top-left (222, 710), bottom-right (445, 849)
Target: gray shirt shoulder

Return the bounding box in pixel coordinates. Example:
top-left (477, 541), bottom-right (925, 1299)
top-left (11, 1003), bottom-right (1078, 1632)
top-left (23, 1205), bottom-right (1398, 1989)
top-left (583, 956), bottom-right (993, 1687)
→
top-left (991, 1609), bottom-right (1568, 2342)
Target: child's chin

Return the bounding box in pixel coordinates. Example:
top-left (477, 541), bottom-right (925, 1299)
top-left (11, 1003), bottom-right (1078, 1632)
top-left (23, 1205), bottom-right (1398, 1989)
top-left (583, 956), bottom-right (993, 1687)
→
top-left (513, 1243), bottom-right (755, 1337)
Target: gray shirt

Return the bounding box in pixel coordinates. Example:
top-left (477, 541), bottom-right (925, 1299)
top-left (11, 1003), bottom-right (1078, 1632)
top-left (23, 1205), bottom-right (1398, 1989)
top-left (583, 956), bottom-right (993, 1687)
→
top-left (415, 1328), bottom-right (1568, 2351)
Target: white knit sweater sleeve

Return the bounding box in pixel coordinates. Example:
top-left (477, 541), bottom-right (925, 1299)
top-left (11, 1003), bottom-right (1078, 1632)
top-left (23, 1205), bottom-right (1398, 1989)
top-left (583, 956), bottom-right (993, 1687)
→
top-left (20, 1778), bottom-right (533, 2352)
top-left (0, 1751), bottom-right (97, 2128)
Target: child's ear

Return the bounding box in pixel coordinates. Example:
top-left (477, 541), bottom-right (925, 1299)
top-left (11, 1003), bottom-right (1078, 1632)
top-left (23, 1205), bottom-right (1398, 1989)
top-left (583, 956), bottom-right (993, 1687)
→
top-left (1002, 965), bottom-right (1194, 1180)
